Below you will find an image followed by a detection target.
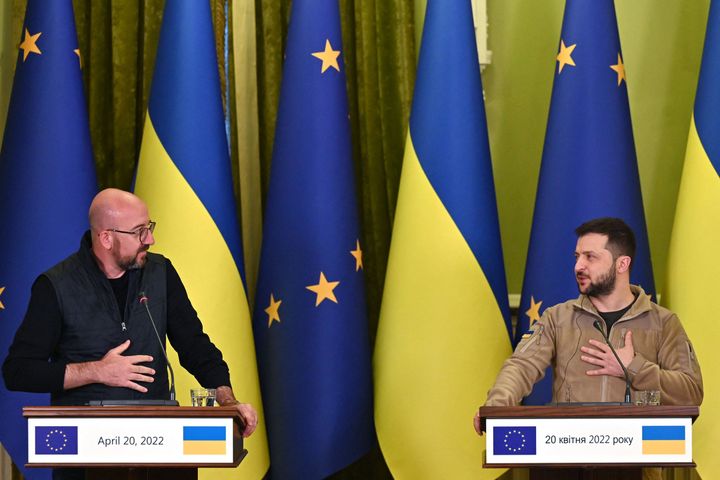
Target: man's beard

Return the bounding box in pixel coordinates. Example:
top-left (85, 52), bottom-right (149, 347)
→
top-left (577, 264), bottom-right (616, 297)
top-left (115, 246), bottom-right (149, 271)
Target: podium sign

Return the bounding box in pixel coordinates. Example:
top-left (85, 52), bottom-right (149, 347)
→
top-left (486, 416), bottom-right (692, 464)
top-left (24, 405), bottom-right (246, 470)
top-left (28, 417), bottom-right (234, 465)
top-left (480, 405), bottom-right (698, 470)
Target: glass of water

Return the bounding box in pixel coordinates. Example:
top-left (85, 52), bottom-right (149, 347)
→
top-left (634, 390), bottom-right (648, 406)
top-left (190, 388), bottom-right (216, 407)
top-left (634, 390), bottom-right (661, 406)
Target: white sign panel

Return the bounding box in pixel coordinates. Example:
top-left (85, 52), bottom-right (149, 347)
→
top-left (28, 417), bottom-right (234, 464)
top-left (486, 417), bottom-right (692, 464)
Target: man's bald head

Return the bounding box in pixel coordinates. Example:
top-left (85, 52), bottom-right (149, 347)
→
top-left (89, 188), bottom-right (148, 234)
top-left (89, 189), bottom-right (154, 277)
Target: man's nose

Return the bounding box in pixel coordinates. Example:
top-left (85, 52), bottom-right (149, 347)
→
top-left (144, 230), bottom-right (156, 246)
top-left (574, 257), bottom-right (585, 272)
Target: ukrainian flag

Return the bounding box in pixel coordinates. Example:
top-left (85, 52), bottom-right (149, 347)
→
top-left (373, 0), bottom-right (512, 478)
top-left (641, 426), bottom-right (685, 455)
top-left (183, 426), bottom-right (226, 455)
top-left (665, 1), bottom-right (720, 476)
top-left (134, 1), bottom-right (268, 478)
top-left (0, 1), bottom-right (96, 478)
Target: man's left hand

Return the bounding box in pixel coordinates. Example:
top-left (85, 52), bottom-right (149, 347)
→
top-left (581, 330), bottom-right (634, 378)
top-left (233, 402), bottom-right (258, 438)
top-left (216, 386), bottom-right (258, 437)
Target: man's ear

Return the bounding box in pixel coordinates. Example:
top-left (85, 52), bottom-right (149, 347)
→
top-left (96, 230), bottom-right (113, 250)
top-left (616, 255), bottom-right (631, 274)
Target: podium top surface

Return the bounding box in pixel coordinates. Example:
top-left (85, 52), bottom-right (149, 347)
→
top-left (479, 405), bottom-right (699, 432)
top-left (23, 405), bottom-right (242, 419)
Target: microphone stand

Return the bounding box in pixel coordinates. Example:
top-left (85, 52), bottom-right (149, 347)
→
top-left (139, 292), bottom-right (177, 403)
top-left (593, 320), bottom-right (632, 404)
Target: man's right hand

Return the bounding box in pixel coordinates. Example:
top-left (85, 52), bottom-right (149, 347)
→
top-left (64, 340), bottom-right (155, 392)
top-left (473, 410), bottom-right (483, 435)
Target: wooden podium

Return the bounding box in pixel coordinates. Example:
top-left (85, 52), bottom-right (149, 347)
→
top-left (479, 405), bottom-right (698, 480)
top-left (24, 406), bottom-right (247, 480)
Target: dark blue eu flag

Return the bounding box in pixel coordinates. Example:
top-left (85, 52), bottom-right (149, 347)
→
top-left (517, 0), bottom-right (655, 404)
top-left (493, 427), bottom-right (537, 455)
top-left (252, 0), bottom-right (373, 477)
top-left (34, 427), bottom-right (78, 455)
top-left (0, 1), bottom-right (97, 478)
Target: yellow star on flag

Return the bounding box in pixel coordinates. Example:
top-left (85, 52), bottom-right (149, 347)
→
top-left (556, 40), bottom-right (576, 74)
top-left (610, 53), bottom-right (626, 86)
top-left (74, 48), bottom-right (82, 68)
top-left (0, 286), bottom-right (5, 309)
top-left (525, 296), bottom-right (543, 325)
top-left (306, 272), bottom-right (340, 306)
top-left (311, 39), bottom-right (340, 73)
top-left (19, 28), bottom-right (42, 62)
top-left (265, 293), bottom-right (282, 327)
top-left (350, 240), bottom-right (363, 271)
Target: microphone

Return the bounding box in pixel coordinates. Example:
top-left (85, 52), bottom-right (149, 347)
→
top-left (592, 320), bottom-right (632, 404)
top-left (139, 291), bottom-right (177, 403)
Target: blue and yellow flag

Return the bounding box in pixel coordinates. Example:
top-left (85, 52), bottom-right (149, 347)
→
top-left (0, 1), bottom-right (96, 478)
top-left (251, 0), bottom-right (373, 477)
top-left (641, 426), bottom-right (686, 455)
top-left (665, 1), bottom-right (720, 476)
top-left (182, 426), bottom-right (227, 455)
top-left (517, 0), bottom-right (656, 405)
top-left (373, 1), bottom-right (512, 478)
top-left (133, 1), bottom-right (268, 478)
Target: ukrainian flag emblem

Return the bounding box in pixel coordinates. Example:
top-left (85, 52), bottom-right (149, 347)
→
top-left (642, 426), bottom-right (685, 455)
top-left (182, 426), bottom-right (226, 455)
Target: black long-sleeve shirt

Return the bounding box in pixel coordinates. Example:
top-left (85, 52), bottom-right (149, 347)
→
top-left (3, 259), bottom-right (230, 394)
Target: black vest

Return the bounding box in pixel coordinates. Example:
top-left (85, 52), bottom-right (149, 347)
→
top-left (44, 232), bottom-right (170, 405)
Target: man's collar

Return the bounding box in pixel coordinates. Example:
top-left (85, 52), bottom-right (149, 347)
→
top-left (573, 284), bottom-right (652, 317)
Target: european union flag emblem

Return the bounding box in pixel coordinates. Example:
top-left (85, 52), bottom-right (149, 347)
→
top-left (493, 426), bottom-right (536, 455)
top-left (35, 427), bottom-right (78, 455)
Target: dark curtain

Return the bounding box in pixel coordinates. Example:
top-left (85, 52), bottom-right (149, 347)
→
top-left (73, 0), bottom-right (232, 190)
top-left (74, 0), bottom-right (162, 188)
